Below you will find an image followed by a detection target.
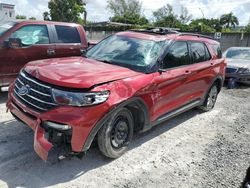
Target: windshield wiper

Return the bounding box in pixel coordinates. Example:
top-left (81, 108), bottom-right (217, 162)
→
top-left (95, 59), bottom-right (114, 64)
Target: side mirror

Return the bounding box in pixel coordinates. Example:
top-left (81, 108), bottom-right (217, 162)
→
top-left (80, 48), bottom-right (87, 57)
top-left (4, 38), bottom-right (22, 48)
top-left (158, 68), bottom-right (166, 73)
top-left (157, 60), bottom-right (166, 73)
top-left (88, 40), bottom-right (98, 48)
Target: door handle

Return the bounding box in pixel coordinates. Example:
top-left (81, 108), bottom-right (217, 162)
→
top-left (47, 49), bottom-right (55, 56)
top-left (185, 70), bottom-right (191, 75)
top-left (210, 62), bottom-right (214, 66)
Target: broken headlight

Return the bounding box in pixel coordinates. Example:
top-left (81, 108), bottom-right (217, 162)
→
top-left (52, 89), bottom-right (110, 107)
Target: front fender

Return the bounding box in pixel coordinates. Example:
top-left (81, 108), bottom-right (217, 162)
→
top-left (82, 96), bottom-right (150, 151)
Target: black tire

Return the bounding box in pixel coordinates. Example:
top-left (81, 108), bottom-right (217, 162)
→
top-left (198, 84), bottom-right (219, 112)
top-left (98, 108), bottom-right (134, 159)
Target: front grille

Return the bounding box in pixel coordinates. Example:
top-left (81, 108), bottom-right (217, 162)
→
top-left (226, 67), bottom-right (238, 74)
top-left (14, 71), bottom-right (57, 112)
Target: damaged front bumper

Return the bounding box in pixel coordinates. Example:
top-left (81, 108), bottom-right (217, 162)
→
top-left (7, 101), bottom-right (53, 160)
top-left (6, 86), bottom-right (110, 161)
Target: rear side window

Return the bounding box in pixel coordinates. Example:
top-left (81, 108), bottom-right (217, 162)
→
top-left (55, 25), bottom-right (81, 43)
top-left (212, 44), bottom-right (222, 58)
top-left (190, 42), bottom-right (211, 63)
top-left (163, 41), bottom-right (190, 69)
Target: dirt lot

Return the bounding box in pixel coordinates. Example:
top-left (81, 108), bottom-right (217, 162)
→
top-left (0, 87), bottom-right (249, 188)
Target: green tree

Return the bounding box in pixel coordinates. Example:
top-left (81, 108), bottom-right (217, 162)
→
top-left (29, 17), bottom-right (36, 20)
top-left (44, 0), bottom-right (86, 23)
top-left (220, 12), bottom-right (239, 28)
top-left (153, 4), bottom-right (174, 22)
top-left (244, 24), bottom-right (250, 33)
top-left (107, 0), bottom-right (148, 25)
top-left (152, 4), bottom-right (181, 28)
top-left (16, 15), bottom-right (27, 20)
top-left (189, 18), bottom-right (222, 32)
top-left (189, 21), bottom-right (216, 32)
top-left (43, 11), bottom-right (50, 21)
top-left (111, 12), bottom-right (148, 25)
top-left (179, 6), bottom-right (192, 24)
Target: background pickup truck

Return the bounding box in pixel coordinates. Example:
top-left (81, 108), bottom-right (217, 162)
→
top-left (0, 20), bottom-right (88, 91)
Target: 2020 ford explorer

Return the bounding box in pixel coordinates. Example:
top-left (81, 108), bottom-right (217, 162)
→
top-left (7, 28), bottom-right (226, 160)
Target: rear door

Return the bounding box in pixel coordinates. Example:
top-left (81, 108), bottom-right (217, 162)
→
top-left (184, 41), bottom-right (215, 101)
top-left (0, 24), bottom-right (55, 86)
top-left (153, 41), bottom-right (194, 120)
top-left (53, 25), bottom-right (84, 57)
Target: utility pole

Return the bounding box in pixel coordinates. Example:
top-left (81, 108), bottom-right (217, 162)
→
top-left (80, 0), bottom-right (87, 24)
top-left (199, 8), bottom-right (204, 32)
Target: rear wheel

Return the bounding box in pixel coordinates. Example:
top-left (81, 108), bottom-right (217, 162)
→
top-left (198, 84), bottom-right (218, 112)
top-left (98, 108), bottom-right (134, 159)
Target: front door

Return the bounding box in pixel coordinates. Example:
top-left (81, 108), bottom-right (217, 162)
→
top-left (153, 41), bottom-right (194, 121)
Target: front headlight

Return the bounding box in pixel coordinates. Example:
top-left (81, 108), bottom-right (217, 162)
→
top-left (52, 89), bottom-right (110, 107)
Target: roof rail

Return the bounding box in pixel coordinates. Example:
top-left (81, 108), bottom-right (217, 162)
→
top-left (130, 27), bottom-right (179, 35)
top-left (178, 33), bottom-right (214, 40)
top-left (129, 29), bottom-right (216, 40)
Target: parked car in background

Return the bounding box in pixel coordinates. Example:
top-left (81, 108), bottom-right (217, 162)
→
top-left (7, 28), bottom-right (226, 161)
top-left (0, 20), bottom-right (88, 91)
top-left (224, 47), bottom-right (250, 85)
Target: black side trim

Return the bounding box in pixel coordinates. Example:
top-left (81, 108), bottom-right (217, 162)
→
top-left (152, 99), bottom-right (202, 126)
top-left (82, 97), bottom-right (150, 151)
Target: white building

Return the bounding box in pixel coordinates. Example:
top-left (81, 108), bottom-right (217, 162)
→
top-left (0, 3), bottom-right (15, 21)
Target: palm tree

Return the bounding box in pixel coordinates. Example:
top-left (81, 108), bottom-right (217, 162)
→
top-left (220, 12), bottom-right (239, 28)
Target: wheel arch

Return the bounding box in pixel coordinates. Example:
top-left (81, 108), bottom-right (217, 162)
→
top-left (82, 97), bottom-right (150, 152)
top-left (200, 75), bottom-right (223, 105)
top-left (208, 75), bottom-right (223, 94)
top-left (213, 76), bottom-right (223, 93)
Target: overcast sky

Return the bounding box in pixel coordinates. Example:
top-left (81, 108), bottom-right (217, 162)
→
top-left (1, 0), bottom-right (250, 25)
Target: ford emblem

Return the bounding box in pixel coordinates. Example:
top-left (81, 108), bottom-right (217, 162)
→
top-left (18, 85), bottom-right (30, 96)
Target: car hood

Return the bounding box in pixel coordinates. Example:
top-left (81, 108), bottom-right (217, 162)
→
top-left (24, 57), bottom-right (142, 89)
top-left (226, 58), bottom-right (250, 69)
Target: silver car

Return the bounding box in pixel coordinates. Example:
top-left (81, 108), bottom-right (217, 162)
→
top-left (224, 47), bottom-right (250, 85)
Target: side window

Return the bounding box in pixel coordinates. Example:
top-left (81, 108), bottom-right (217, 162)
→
top-left (11, 25), bottom-right (49, 46)
top-left (55, 25), bottom-right (81, 43)
top-left (212, 44), bottom-right (222, 58)
top-left (190, 42), bottom-right (207, 63)
top-left (163, 41), bottom-right (190, 69)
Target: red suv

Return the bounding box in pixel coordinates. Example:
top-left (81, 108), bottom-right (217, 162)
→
top-left (0, 20), bottom-right (88, 91)
top-left (7, 29), bottom-right (226, 160)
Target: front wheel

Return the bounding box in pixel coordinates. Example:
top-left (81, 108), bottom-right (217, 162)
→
top-left (98, 108), bottom-right (134, 159)
top-left (198, 84), bottom-right (218, 112)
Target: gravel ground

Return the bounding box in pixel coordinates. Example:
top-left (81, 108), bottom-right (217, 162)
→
top-left (0, 87), bottom-right (249, 188)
